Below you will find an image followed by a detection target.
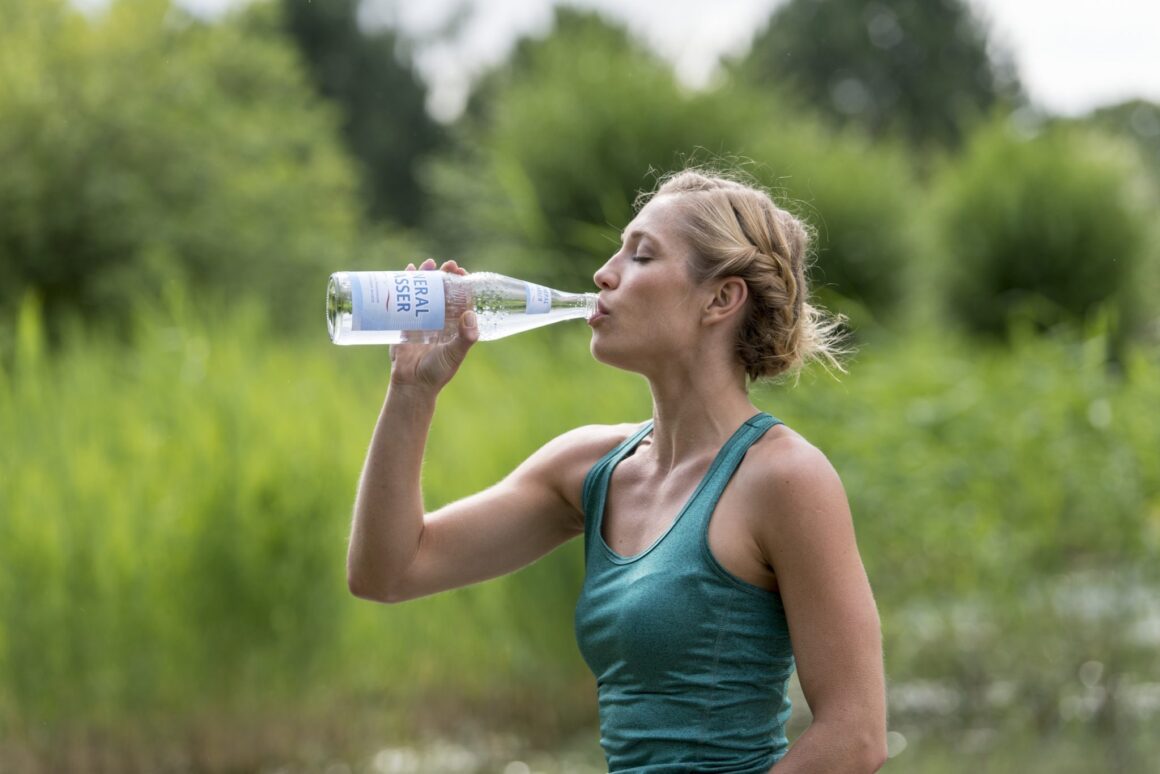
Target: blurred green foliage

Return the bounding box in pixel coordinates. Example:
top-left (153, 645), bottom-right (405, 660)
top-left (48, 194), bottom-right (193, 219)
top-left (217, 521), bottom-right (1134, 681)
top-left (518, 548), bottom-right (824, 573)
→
top-left (278, 0), bottom-right (446, 226)
top-left (2, 299), bottom-right (1158, 770)
top-left (1, 1), bottom-right (1153, 339)
top-left (426, 8), bottom-right (922, 322)
top-left (425, 8), bottom-right (748, 289)
top-left (1, 0), bottom-right (1160, 770)
top-left (1075, 100), bottom-right (1160, 188)
top-left (0, 0), bottom-right (360, 336)
top-left (930, 118), bottom-right (1159, 339)
top-left (738, 122), bottom-right (923, 324)
top-left (732, 0), bottom-right (1023, 150)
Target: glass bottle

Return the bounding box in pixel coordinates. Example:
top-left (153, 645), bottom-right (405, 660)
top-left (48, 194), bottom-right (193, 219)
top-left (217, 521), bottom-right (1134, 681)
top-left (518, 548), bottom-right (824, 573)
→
top-left (326, 270), bottom-right (597, 345)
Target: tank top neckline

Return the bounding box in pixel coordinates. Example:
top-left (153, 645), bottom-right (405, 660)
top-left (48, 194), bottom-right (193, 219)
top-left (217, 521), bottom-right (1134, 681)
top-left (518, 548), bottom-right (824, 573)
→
top-left (595, 412), bottom-right (776, 565)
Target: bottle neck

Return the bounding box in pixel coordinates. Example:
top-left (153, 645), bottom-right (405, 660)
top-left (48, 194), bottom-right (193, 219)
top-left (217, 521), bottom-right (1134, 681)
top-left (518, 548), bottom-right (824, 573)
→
top-left (554, 291), bottom-right (598, 320)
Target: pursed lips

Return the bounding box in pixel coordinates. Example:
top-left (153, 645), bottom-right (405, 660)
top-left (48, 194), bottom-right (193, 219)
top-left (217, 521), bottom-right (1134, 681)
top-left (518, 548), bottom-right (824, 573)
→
top-left (589, 298), bottom-right (612, 325)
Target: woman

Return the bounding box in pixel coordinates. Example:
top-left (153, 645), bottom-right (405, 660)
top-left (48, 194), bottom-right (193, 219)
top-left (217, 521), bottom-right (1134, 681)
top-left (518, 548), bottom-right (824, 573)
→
top-left (347, 169), bottom-right (887, 773)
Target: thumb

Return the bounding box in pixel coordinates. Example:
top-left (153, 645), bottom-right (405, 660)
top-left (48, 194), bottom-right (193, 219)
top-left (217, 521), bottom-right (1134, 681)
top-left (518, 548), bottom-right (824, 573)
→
top-left (442, 310), bottom-right (479, 368)
top-left (459, 309), bottom-right (480, 345)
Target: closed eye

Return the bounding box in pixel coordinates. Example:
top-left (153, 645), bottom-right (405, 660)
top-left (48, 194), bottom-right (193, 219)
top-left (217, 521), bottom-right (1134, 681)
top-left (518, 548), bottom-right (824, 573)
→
top-left (631, 255), bottom-right (653, 263)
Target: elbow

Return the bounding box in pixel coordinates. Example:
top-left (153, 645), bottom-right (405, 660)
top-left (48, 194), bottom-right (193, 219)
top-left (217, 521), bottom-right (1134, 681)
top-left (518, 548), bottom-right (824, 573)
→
top-left (346, 569), bottom-right (381, 602)
top-left (861, 729), bottom-right (889, 772)
top-left (347, 567), bottom-right (408, 604)
top-left (815, 720), bottom-right (887, 773)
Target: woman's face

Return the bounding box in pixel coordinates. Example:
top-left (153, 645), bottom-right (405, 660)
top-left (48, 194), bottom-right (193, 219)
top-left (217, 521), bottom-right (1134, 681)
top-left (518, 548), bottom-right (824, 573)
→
top-left (589, 195), bottom-right (709, 374)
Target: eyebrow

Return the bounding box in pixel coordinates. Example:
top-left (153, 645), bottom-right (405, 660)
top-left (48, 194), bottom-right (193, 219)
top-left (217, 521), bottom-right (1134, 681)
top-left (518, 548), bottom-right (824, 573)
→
top-left (620, 227), bottom-right (653, 244)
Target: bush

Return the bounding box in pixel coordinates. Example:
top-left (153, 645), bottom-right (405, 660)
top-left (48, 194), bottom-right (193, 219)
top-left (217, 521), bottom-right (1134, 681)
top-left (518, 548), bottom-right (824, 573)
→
top-left (0, 0), bottom-right (361, 336)
top-left (741, 122), bottom-right (923, 325)
top-left (0, 292), bottom-right (643, 735)
top-left (730, 0), bottom-right (1023, 151)
top-left (930, 117), bottom-right (1158, 338)
top-left (2, 295), bottom-right (1158, 765)
top-left (424, 8), bottom-right (922, 323)
top-left (424, 8), bottom-right (747, 290)
top-left (1077, 99), bottom-right (1160, 190)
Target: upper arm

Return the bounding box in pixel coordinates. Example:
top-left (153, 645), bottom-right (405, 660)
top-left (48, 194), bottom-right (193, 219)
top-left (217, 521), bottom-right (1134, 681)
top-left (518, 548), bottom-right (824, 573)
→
top-left (385, 424), bottom-right (627, 602)
top-left (755, 443), bottom-right (885, 730)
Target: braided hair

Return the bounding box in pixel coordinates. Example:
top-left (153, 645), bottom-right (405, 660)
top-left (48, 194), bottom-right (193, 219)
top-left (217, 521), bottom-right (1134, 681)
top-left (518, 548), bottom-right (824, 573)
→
top-left (642, 169), bottom-right (846, 381)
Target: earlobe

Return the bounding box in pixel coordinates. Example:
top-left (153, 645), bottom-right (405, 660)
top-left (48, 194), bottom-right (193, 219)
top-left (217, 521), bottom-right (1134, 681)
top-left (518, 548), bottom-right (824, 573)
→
top-left (704, 277), bottom-right (748, 325)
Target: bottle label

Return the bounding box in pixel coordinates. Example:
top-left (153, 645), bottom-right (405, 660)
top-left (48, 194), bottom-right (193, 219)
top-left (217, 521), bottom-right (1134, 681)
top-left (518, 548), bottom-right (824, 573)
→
top-left (525, 282), bottom-right (551, 314)
top-left (351, 272), bottom-right (445, 331)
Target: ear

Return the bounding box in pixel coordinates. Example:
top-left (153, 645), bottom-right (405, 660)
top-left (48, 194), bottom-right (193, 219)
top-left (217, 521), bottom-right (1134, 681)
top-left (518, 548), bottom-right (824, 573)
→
top-left (702, 276), bottom-right (748, 326)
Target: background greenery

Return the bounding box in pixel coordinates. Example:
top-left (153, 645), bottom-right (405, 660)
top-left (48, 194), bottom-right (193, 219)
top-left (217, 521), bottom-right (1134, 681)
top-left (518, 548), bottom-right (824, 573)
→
top-left (2, 0), bottom-right (1159, 771)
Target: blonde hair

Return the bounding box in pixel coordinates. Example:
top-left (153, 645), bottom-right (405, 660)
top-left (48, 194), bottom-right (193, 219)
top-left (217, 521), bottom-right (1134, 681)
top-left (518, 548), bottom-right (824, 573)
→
top-left (642, 168), bottom-right (847, 381)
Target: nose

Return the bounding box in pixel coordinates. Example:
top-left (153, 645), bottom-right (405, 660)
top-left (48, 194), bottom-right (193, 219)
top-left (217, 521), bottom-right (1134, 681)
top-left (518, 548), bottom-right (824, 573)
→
top-left (593, 254), bottom-right (618, 290)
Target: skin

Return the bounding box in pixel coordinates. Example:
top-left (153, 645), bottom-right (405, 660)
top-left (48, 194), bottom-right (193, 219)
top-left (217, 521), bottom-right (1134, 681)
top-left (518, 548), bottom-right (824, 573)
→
top-left (347, 195), bottom-right (887, 773)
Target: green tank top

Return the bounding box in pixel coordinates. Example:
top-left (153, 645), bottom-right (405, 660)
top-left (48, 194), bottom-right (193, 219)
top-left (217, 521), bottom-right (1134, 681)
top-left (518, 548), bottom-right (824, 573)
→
top-left (574, 413), bottom-right (795, 773)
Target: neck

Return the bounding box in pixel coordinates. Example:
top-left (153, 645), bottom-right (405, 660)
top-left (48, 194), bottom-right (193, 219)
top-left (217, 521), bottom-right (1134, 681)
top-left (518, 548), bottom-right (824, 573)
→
top-left (642, 357), bottom-right (758, 474)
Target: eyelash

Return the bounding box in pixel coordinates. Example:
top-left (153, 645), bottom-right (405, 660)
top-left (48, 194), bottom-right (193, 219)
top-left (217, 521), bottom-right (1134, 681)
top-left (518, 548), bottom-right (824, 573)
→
top-left (630, 255), bottom-right (653, 263)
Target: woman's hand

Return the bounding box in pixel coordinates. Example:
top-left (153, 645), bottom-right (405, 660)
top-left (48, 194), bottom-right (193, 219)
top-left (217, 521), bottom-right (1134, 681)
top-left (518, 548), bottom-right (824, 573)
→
top-left (388, 258), bottom-right (479, 393)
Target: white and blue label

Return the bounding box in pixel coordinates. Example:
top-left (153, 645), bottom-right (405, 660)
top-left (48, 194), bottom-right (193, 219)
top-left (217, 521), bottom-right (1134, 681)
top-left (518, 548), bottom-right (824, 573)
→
top-left (525, 282), bottom-right (551, 314)
top-left (351, 271), bottom-right (445, 331)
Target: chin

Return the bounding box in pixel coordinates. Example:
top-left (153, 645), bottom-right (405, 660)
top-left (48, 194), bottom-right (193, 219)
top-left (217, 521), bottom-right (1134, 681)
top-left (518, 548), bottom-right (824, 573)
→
top-left (589, 337), bottom-right (645, 375)
top-left (589, 335), bottom-right (620, 367)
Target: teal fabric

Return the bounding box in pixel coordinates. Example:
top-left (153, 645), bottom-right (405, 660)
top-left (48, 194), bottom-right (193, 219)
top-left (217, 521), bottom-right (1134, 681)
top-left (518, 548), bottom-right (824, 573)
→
top-left (574, 413), bottom-right (796, 773)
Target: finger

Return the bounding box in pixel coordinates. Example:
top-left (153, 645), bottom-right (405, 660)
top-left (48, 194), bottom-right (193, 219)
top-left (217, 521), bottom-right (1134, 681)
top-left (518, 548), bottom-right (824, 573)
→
top-left (405, 262), bottom-right (416, 271)
top-left (438, 310), bottom-right (479, 373)
top-left (440, 260), bottom-right (468, 276)
top-left (420, 258), bottom-right (437, 270)
top-left (459, 310), bottom-right (479, 344)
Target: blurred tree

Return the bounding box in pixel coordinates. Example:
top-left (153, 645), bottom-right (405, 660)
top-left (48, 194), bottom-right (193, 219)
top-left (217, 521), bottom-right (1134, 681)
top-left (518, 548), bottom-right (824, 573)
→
top-left (732, 0), bottom-right (1022, 150)
top-left (426, 8), bottom-right (747, 289)
top-left (279, 0), bottom-right (444, 226)
top-left (931, 118), bottom-right (1156, 340)
top-left (425, 7), bottom-right (922, 321)
top-left (740, 124), bottom-right (922, 326)
top-left (0, 0), bottom-right (360, 334)
top-left (1073, 99), bottom-right (1160, 188)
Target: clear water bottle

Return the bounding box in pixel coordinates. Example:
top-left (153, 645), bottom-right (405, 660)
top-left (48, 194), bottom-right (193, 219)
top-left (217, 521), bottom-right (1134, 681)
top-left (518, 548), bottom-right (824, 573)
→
top-left (326, 270), bottom-right (598, 345)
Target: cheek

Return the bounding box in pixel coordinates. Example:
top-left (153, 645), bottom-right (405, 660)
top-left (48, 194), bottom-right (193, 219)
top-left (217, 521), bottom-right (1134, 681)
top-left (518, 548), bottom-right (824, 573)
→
top-left (650, 290), bottom-right (700, 328)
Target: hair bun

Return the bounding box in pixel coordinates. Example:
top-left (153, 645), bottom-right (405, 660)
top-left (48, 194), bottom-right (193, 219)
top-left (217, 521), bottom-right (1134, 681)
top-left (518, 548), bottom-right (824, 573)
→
top-left (647, 168), bottom-right (847, 381)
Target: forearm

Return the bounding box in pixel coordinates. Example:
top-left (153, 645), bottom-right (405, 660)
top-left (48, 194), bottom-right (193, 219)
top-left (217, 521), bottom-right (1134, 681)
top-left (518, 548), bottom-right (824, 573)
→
top-left (347, 384), bottom-right (439, 601)
top-left (769, 718), bottom-right (885, 773)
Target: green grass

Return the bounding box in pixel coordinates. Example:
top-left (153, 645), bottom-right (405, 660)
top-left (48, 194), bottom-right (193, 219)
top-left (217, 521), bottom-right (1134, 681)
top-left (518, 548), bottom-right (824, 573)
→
top-left (2, 296), bottom-right (1159, 770)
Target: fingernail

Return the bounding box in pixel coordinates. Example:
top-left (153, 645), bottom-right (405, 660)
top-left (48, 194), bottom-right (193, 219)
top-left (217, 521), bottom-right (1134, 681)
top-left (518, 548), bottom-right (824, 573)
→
top-left (464, 311), bottom-right (477, 329)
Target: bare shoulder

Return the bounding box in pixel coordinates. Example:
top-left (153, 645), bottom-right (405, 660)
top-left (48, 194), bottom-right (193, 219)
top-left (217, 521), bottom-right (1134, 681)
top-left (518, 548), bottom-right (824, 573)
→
top-left (737, 424), bottom-right (851, 529)
top-left (723, 424), bottom-right (863, 590)
top-left (519, 422), bottom-right (643, 472)
top-left (511, 421), bottom-right (646, 513)
top-left (745, 423), bottom-right (842, 482)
